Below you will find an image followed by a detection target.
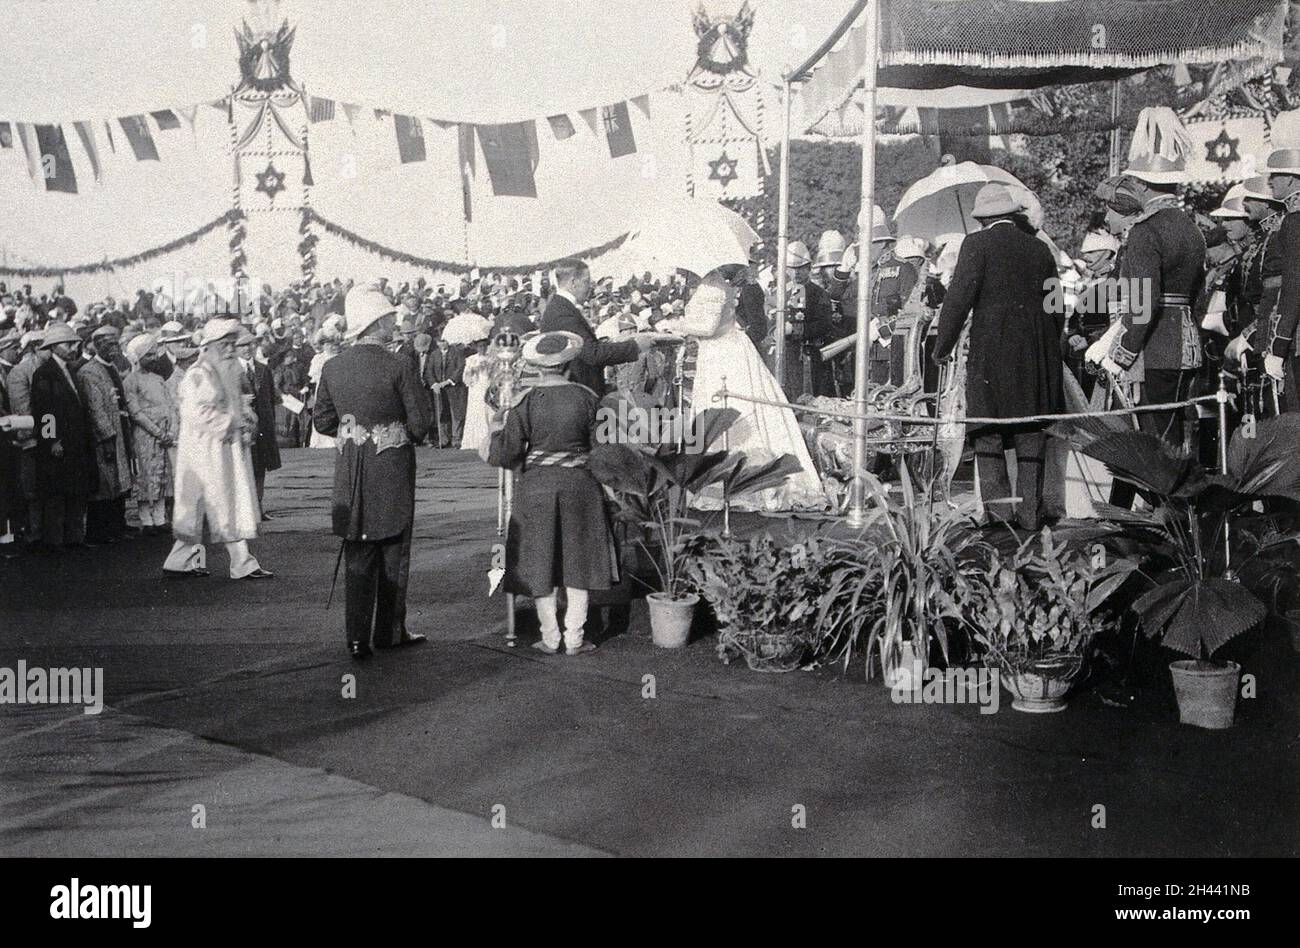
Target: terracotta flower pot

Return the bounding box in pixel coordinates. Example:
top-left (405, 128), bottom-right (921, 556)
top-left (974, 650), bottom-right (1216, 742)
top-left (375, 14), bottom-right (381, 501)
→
top-left (647, 592), bottom-right (698, 648)
top-left (1169, 660), bottom-right (1241, 730)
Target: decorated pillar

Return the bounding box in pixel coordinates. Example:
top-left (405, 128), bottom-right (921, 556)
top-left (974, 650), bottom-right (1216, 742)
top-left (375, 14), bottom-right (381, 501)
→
top-left (229, 16), bottom-right (314, 288)
top-left (683, 2), bottom-right (768, 222)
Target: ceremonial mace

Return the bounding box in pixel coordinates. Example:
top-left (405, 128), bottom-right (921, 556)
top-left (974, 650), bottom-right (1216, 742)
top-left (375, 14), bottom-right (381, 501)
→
top-left (492, 331), bottom-right (523, 646)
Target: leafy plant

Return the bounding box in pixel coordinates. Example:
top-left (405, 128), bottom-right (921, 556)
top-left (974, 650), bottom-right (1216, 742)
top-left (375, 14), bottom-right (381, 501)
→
top-left (968, 528), bottom-right (1135, 678)
top-left (814, 467), bottom-right (992, 679)
top-left (682, 532), bottom-right (832, 669)
top-left (589, 406), bottom-right (802, 599)
top-left (1052, 414), bottom-right (1300, 660)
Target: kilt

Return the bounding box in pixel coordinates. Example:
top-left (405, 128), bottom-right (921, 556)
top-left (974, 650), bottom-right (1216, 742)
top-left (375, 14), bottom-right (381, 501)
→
top-left (505, 465), bottom-right (619, 596)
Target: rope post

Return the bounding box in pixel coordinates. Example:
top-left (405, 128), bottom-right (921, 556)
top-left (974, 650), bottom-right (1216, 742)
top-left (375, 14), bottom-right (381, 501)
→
top-left (1217, 369), bottom-right (1233, 579)
top-left (721, 377), bottom-right (732, 539)
top-left (846, 0), bottom-right (880, 530)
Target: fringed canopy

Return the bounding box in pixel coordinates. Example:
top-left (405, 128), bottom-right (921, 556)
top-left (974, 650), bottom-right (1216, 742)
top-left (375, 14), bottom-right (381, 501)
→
top-left (799, 0), bottom-right (1288, 134)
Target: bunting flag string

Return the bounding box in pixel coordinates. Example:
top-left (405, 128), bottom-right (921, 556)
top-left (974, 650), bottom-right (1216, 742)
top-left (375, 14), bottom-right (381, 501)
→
top-left (303, 208), bottom-right (631, 276)
top-left (2, 94), bottom-right (651, 196)
top-left (0, 210), bottom-right (241, 277)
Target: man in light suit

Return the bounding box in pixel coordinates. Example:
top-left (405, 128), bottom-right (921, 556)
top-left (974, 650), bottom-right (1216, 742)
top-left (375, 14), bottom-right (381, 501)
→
top-left (538, 259), bottom-right (654, 396)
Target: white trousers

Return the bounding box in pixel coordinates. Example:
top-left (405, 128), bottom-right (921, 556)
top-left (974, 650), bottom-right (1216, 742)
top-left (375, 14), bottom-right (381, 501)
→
top-left (138, 499), bottom-right (167, 527)
top-left (534, 587), bottom-right (590, 650)
top-left (164, 539), bottom-right (261, 579)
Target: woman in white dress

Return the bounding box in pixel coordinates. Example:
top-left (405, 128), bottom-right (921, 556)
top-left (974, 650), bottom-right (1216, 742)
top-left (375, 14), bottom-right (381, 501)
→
top-left (667, 266), bottom-right (827, 512)
top-left (460, 338), bottom-right (493, 455)
top-left (306, 330), bottom-right (341, 449)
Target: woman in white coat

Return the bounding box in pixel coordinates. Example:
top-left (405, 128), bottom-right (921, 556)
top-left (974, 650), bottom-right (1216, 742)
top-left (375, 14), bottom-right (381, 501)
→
top-left (162, 318), bottom-right (273, 580)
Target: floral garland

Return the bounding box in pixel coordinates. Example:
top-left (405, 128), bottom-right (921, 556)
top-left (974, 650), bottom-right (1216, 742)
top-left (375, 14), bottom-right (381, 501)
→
top-left (304, 208), bottom-right (632, 276)
top-left (0, 211), bottom-right (240, 278)
top-left (298, 205), bottom-right (318, 283)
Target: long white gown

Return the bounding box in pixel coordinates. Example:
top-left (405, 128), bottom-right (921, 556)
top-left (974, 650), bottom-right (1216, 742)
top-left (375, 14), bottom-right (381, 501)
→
top-left (461, 353), bottom-right (493, 455)
top-left (673, 283), bottom-right (827, 512)
top-left (306, 350), bottom-right (337, 449)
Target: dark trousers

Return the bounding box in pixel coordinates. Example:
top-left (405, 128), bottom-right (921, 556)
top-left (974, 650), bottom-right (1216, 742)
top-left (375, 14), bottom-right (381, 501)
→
top-left (973, 425), bottom-right (1047, 530)
top-left (42, 494), bottom-right (88, 547)
top-left (86, 495), bottom-right (127, 542)
top-left (429, 387), bottom-right (453, 447)
top-left (343, 525), bottom-right (412, 648)
top-left (444, 383), bottom-right (467, 448)
top-left (1109, 368), bottom-right (1196, 510)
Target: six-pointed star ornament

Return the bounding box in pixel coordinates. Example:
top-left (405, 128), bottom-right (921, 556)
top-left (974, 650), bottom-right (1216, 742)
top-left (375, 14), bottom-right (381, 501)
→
top-left (254, 162), bottom-right (287, 199)
top-left (1205, 128), bottom-right (1241, 173)
top-left (707, 150), bottom-right (739, 187)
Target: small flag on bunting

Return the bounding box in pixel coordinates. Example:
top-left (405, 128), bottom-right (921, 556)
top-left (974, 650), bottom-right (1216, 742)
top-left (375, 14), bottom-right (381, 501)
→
top-left (119, 116), bottom-right (159, 160)
top-left (602, 102), bottom-right (637, 158)
top-left (0, 123), bottom-right (12, 148)
top-left (394, 114), bottom-right (426, 163)
top-left (631, 95), bottom-right (651, 120)
top-left (73, 122), bottom-right (101, 181)
top-left (340, 102), bottom-right (361, 131)
top-left (103, 120), bottom-right (116, 153)
top-left (310, 97), bottom-right (336, 123)
top-left (578, 109), bottom-right (599, 136)
top-left (547, 114), bottom-right (576, 140)
top-left (477, 121), bottom-right (539, 197)
top-left (15, 124), bottom-right (40, 181)
top-left (175, 105), bottom-right (199, 133)
top-left (150, 110), bottom-right (181, 131)
top-left (35, 124), bottom-right (78, 193)
top-left (374, 109), bottom-right (390, 120)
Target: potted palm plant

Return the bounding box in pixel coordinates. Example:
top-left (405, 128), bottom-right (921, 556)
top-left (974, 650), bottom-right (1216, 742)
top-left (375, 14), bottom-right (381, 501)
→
top-left (1053, 414), bottom-right (1300, 728)
top-left (589, 406), bottom-right (803, 648)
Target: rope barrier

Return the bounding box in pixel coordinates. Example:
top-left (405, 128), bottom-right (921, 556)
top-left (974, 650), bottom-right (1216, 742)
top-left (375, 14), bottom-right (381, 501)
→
top-left (711, 387), bottom-right (1219, 428)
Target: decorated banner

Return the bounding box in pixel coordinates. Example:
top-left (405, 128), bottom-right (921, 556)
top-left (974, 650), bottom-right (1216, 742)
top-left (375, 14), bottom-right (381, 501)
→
top-left (1183, 113), bottom-right (1270, 181)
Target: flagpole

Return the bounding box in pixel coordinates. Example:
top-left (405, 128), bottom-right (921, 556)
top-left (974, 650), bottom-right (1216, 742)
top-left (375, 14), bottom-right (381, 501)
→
top-left (846, 0), bottom-right (880, 529)
top-left (775, 75), bottom-right (792, 392)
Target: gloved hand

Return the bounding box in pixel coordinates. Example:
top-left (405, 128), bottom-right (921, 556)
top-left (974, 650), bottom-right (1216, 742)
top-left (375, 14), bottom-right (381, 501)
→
top-left (1224, 335), bottom-right (1252, 362)
top-left (1084, 335), bottom-right (1109, 366)
top-left (1264, 353), bottom-right (1286, 382)
top-left (1068, 334), bottom-right (1089, 353)
top-left (1099, 355), bottom-right (1122, 376)
top-left (868, 318), bottom-right (882, 344)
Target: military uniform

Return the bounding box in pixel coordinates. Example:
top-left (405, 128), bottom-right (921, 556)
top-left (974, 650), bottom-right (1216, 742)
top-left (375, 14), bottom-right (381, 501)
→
top-left (788, 278), bottom-right (838, 398)
top-left (1262, 191), bottom-right (1300, 412)
top-left (313, 342), bottom-right (431, 651)
top-left (1107, 195), bottom-right (1206, 456)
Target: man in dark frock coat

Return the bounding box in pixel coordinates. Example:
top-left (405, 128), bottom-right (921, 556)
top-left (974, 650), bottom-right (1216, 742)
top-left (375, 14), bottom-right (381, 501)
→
top-left (30, 322), bottom-right (97, 549)
top-left (934, 183), bottom-right (1062, 531)
top-left (538, 258), bottom-right (652, 397)
top-left (236, 330), bottom-right (281, 515)
top-left (313, 283), bottom-right (432, 660)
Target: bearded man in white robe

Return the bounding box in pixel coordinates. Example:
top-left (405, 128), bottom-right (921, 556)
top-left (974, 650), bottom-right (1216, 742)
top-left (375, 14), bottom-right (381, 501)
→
top-left (162, 318), bottom-right (273, 580)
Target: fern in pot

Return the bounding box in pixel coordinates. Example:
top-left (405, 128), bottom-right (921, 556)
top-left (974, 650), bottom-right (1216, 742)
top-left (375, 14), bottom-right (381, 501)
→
top-left (1052, 413), bottom-right (1300, 728)
top-left (683, 532), bottom-right (833, 671)
top-left (969, 528), bottom-right (1136, 713)
top-left (589, 406), bottom-right (803, 648)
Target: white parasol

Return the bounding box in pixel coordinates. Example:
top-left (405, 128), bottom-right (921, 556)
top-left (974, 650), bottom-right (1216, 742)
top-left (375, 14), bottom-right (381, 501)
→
top-left (893, 161), bottom-right (1038, 240)
top-left (618, 194), bottom-right (759, 279)
top-left (441, 312), bottom-right (492, 346)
